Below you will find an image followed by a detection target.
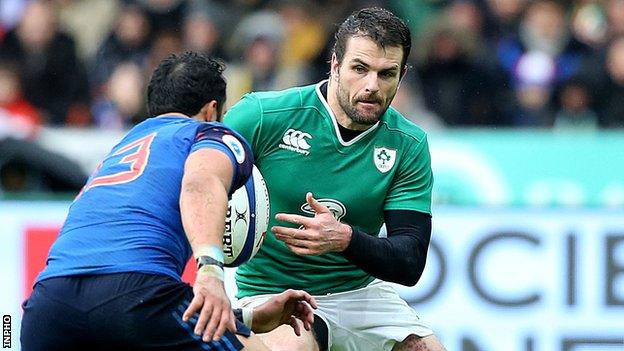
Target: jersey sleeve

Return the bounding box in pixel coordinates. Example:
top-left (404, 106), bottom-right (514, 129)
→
top-left (190, 123), bottom-right (254, 196)
top-left (223, 93), bottom-right (266, 158)
top-left (384, 135), bottom-right (433, 215)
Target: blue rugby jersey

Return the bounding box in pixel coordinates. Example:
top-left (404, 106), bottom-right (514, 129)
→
top-left (37, 115), bottom-right (253, 283)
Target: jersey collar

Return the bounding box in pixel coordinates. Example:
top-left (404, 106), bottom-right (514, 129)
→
top-left (314, 80), bottom-right (380, 147)
top-left (153, 112), bottom-right (189, 119)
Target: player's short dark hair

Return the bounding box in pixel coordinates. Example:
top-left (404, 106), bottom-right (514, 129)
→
top-left (332, 7), bottom-right (411, 72)
top-left (147, 52), bottom-right (226, 117)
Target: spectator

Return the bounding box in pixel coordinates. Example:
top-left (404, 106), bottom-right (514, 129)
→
top-left (57, 0), bottom-right (120, 60)
top-left (90, 3), bottom-right (151, 92)
top-left (0, 0), bottom-right (622, 131)
top-left (137, 0), bottom-right (186, 33)
top-left (182, 3), bottom-right (226, 59)
top-left (225, 10), bottom-right (308, 105)
top-left (0, 59), bottom-right (42, 139)
top-left (483, 0), bottom-right (528, 42)
top-left (306, 1), bottom-right (365, 83)
top-left (278, 1), bottom-right (326, 67)
top-left (446, 0), bottom-right (485, 38)
top-left (226, 9), bottom-right (284, 61)
top-left (495, 0), bottom-right (595, 126)
top-left (91, 62), bottom-right (146, 129)
top-left (553, 78), bottom-right (599, 130)
top-left (415, 20), bottom-right (512, 126)
top-left (0, 45), bottom-right (87, 194)
top-left (513, 51), bottom-right (556, 126)
top-left (0, 0), bottom-right (28, 33)
top-left (570, 1), bottom-right (609, 49)
top-left (606, 0), bottom-right (624, 40)
top-left (597, 36), bottom-right (624, 127)
top-left (144, 29), bottom-right (183, 80)
top-left (0, 0), bottom-right (91, 126)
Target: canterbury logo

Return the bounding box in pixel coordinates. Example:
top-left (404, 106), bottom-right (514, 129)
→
top-left (279, 129), bottom-right (312, 155)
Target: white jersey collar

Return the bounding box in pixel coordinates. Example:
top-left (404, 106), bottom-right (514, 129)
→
top-left (315, 80), bottom-right (380, 147)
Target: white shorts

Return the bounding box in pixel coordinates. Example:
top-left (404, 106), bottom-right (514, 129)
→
top-left (238, 279), bottom-right (434, 351)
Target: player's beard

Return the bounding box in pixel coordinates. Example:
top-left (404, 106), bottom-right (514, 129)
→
top-left (335, 75), bottom-right (393, 126)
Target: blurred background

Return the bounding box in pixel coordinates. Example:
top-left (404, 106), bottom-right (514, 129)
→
top-left (0, 0), bottom-right (622, 350)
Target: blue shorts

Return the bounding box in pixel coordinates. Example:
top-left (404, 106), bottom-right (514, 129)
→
top-left (20, 273), bottom-right (250, 351)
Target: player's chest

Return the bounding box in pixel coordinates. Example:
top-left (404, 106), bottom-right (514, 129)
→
top-left (259, 122), bottom-right (400, 180)
top-left (256, 122), bottom-right (402, 227)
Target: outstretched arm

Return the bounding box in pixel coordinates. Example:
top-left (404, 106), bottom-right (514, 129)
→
top-left (340, 210), bottom-right (431, 286)
top-left (180, 148), bottom-right (235, 342)
top-left (273, 193), bottom-right (431, 286)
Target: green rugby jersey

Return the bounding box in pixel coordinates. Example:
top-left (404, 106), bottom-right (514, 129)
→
top-left (224, 81), bottom-right (433, 297)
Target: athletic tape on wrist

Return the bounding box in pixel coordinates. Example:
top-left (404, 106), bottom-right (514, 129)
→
top-left (197, 264), bottom-right (224, 281)
top-left (193, 245), bottom-right (225, 264)
top-left (196, 255), bottom-right (224, 269)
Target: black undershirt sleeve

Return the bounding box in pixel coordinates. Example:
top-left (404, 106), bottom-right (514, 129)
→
top-left (340, 210), bottom-right (432, 286)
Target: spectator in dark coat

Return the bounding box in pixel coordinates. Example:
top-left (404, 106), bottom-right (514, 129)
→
top-left (0, 0), bottom-right (90, 126)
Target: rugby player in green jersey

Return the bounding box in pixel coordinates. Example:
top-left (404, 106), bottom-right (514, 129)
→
top-left (224, 7), bottom-right (446, 351)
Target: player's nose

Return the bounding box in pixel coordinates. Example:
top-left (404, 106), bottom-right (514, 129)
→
top-left (363, 72), bottom-right (380, 94)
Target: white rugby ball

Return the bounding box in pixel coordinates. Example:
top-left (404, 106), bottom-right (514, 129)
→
top-left (223, 166), bottom-right (269, 267)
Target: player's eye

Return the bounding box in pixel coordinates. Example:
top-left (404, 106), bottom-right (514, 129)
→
top-left (353, 65), bottom-right (366, 74)
top-left (380, 70), bottom-right (397, 79)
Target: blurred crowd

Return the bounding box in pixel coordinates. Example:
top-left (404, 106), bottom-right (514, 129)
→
top-left (1, 0), bottom-right (624, 137)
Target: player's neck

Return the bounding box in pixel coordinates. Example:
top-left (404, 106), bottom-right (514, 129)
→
top-left (326, 80), bottom-right (373, 132)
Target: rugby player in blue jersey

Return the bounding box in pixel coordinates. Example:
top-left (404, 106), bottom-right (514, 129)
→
top-left (20, 52), bottom-right (316, 351)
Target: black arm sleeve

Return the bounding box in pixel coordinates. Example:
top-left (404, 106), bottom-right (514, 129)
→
top-left (339, 210), bottom-right (432, 286)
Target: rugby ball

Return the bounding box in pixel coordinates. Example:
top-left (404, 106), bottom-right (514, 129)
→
top-left (222, 166), bottom-right (269, 267)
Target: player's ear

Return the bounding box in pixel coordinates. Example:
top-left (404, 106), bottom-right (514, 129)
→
top-left (198, 100), bottom-right (219, 122)
top-left (396, 64), bottom-right (409, 90)
top-left (330, 52), bottom-right (340, 77)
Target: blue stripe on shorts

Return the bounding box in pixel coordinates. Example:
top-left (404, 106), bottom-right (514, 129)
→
top-left (172, 300), bottom-right (244, 351)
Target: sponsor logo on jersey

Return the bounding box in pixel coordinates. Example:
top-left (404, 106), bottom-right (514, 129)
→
top-left (222, 134), bottom-right (246, 164)
top-left (279, 128), bottom-right (312, 155)
top-left (301, 198), bottom-right (346, 221)
top-left (374, 147), bottom-right (396, 173)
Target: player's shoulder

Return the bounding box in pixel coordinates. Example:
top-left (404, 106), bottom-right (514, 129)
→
top-left (379, 107), bottom-right (428, 144)
top-left (132, 114), bottom-right (196, 132)
top-left (191, 121), bottom-right (253, 171)
top-left (194, 121), bottom-right (246, 141)
top-left (246, 83), bottom-right (318, 114)
top-left (114, 115), bottom-right (187, 144)
top-left (131, 115), bottom-right (240, 145)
